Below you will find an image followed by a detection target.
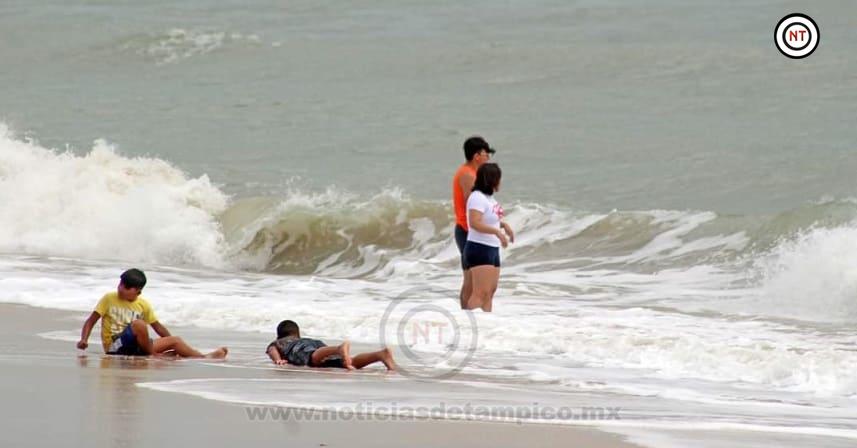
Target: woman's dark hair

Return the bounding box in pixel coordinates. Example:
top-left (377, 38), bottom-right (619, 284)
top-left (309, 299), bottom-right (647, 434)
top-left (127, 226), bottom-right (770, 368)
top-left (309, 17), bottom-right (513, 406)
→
top-left (120, 268), bottom-right (147, 290)
top-left (472, 163), bottom-right (502, 195)
top-left (277, 320), bottom-right (300, 339)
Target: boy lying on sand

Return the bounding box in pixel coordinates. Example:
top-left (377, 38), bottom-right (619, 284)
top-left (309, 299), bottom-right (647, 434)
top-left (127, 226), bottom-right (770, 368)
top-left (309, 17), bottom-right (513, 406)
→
top-left (267, 320), bottom-right (395, 370)
top-left (77, 268), bottom-right (227, 359)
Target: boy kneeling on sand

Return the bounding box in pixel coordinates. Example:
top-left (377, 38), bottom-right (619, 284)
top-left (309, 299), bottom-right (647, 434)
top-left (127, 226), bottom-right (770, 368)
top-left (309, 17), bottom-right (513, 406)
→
top-left (77, 268), bottom-right (228, 359)
top-left (267, 320), bottom-right (395, 371)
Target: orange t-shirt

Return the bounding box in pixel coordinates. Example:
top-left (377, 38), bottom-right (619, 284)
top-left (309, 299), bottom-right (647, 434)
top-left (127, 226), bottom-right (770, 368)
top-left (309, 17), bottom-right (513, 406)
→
top-left (452, 164), bottom-right (477, 230)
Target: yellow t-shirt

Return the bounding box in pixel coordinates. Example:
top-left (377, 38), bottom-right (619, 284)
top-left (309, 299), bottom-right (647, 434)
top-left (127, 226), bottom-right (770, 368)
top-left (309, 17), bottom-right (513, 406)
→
top-left (94, 291), bottom-right (158, 352)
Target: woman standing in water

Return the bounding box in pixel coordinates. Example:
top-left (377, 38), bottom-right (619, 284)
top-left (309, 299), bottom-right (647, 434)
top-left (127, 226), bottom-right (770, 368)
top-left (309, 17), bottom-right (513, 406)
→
top-left (463, 163), bottom-right (513, 312)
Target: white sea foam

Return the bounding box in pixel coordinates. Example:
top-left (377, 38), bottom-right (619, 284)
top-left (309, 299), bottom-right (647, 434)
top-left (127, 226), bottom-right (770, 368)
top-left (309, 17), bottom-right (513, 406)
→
top-left (0, 125), bottom-right (228, 268)
top-left (124, 29), bottom-right (264, 65)
top-left (6, 252), bottom-right (857, 401)
top-left (751, 224), bottom-right (857, 321)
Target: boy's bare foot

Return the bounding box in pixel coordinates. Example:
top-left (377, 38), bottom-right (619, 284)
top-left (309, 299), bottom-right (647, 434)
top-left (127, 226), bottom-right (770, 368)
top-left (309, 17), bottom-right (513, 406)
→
top-left (206, 347), bottom-right (228, 359)
top-left (380, 347), bottom-right (396, 371)
top-left (338, 341), bottom-right (354, 370)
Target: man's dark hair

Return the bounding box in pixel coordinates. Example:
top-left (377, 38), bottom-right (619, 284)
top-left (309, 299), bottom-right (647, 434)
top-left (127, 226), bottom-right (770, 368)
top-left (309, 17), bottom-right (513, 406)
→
top-left (472, 163), bottom-right (502, 195)
top-left (463, 136), bottom-right (493, 161)
top-left (277, 320), bottom-right (300, 339)
top-left (120, 268), bottom-right (147, 290)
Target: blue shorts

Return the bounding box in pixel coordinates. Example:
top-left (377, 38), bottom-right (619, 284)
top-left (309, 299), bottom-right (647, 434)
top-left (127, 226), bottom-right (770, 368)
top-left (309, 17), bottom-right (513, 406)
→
top-left (454, 225), bottom-right (468, 270)
top-left (463, 241), bottom-right (501, 269)
top-left (107, 324), bottom-right (151, 356)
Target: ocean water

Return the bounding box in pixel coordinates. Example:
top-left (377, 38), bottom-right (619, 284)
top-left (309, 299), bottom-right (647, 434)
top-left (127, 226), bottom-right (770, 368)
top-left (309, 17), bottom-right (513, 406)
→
top-left (3, 1), bottom-right (857, 447)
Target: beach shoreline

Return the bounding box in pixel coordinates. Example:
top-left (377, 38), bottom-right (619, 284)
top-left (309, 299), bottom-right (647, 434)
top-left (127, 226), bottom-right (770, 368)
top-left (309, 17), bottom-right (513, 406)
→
top-left (0, 303), bottom-right (638, 448)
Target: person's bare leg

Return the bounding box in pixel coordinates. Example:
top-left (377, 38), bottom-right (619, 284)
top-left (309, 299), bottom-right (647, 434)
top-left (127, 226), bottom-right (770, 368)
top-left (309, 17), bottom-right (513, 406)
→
top-left (459, 269), bottom-right (473, 309)
top-left (481, 267), bottom-right (500, 313)
top-left (129, 319), bottom-right (154, 354)
top-left (466, 265), bottom-right (494, 310)
top-left (310, 342), bottom-right (354, 370)
top-left (351, 347), bottom-right (396, 370)
top-left (159, 349), bottom-right (178, 358)
top-left (465, 288), bottom-right (487, 310)
top-left (152, 336), bottom-right (202, 357)
top-left (309, 345), bottom-right (340, 364)
top-left (206, 347), bottom-right (228, 359)
top-left (152, 336), bottom-right (228, 359)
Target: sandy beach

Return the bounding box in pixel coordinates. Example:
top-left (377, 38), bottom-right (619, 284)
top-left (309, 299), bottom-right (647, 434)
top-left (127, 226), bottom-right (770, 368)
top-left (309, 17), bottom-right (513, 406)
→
top-left (0, 304), bottom-right (638, 448)
top-left (3, 2), bottom-right (857, 446)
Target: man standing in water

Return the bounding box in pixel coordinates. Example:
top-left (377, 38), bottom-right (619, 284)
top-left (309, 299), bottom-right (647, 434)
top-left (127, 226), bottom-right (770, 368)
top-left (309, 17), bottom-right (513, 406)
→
top-left (452, 136), bottom-right (495, 308)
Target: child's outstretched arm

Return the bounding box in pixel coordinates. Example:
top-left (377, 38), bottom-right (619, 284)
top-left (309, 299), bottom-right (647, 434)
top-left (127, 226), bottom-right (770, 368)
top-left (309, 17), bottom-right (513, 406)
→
top-left (77, 312), bottom-right (101, 350)
top-left (267, 346), bottom-right (287, 365)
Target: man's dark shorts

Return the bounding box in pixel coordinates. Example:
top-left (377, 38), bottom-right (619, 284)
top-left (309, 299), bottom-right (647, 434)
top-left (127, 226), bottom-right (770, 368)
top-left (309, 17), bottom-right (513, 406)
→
top-left (107, 324), bottom-right (151, 356)
top-left (269, 337), bottom-right (344, 368)
top-left (454, 225), bottom-right (468, 270)
top-left (463, 240), bottom-right (501, 269)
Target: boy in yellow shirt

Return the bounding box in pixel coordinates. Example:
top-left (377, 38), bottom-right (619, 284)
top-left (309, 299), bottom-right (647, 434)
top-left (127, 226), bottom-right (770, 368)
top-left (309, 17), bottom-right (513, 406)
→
top-left (76, 269), bottom-right (227, 359)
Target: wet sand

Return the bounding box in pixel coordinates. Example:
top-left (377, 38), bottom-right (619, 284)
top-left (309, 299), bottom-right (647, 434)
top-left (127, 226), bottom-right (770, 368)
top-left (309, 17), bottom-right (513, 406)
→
top-left (0, 304), bottom-right (639, 448)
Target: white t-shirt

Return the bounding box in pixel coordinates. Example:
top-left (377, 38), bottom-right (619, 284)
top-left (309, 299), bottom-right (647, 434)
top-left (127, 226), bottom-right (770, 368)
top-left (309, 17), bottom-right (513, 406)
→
top-left (466, 190), bottom-right (504, 247)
